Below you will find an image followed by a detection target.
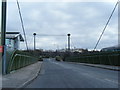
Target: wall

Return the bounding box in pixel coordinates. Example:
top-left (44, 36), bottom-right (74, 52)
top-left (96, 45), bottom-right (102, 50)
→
top-left (6, 36), bottom-right (20, 50)
top-left (6, 39), bottom-right (15, 51)
top-left (14, 37), bottom-right (19, 50)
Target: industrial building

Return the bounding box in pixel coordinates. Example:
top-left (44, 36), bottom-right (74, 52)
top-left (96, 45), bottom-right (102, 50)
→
top-left (6, 32), bottom-right (24, 50)
top-left (101, 45), bottom-right (120, 52)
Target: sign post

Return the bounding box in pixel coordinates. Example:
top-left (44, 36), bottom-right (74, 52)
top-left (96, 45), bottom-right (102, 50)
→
top-left (0, 46), bottom-right (3, 53)
top-left (0, 0), bottom-right (2, 88)
top-left (1, 0), bottom-right (7, 75)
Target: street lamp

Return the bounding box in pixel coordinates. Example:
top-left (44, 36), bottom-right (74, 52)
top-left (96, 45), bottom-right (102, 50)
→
top-left (33, 33), bottom-right (36, 50)
top-left (67, 34), bottom-right (71, 51)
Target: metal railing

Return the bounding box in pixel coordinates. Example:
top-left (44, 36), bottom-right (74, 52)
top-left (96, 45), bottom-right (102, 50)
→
top-left (6, 50), bottom-right (39, 73)
top-left (65, 51), bottom-right (120, 66)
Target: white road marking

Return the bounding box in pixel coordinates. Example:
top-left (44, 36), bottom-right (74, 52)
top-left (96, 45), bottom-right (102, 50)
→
top-left (104, 78), bottom-right (118, 84)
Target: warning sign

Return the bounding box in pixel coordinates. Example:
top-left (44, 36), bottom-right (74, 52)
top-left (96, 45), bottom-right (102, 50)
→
top-left (0, 46), bottom-right (3, 53)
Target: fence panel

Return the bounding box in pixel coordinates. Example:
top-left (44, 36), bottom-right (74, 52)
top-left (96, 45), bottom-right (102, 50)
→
top-left (65, 51), bottom-right (120, 66)
top-left (7, 50), bottom-right (39, 73)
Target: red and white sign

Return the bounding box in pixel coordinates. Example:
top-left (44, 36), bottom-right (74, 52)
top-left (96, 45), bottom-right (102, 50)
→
top-left (0, 46), bottom-right (3, 53)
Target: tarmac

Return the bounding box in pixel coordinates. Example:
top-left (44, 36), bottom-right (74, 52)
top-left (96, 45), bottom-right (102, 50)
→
top-left (2, 61), bottom-right (43, 89)
top-left (1, 60), bottom-right (119, 89)
top-left (66, 61), bottom-right (120, 71)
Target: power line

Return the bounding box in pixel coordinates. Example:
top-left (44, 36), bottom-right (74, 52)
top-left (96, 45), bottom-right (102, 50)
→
top-left (16, 0), bottom-right (29, 50)
top-left (94, 0), bottom-right (119, 50)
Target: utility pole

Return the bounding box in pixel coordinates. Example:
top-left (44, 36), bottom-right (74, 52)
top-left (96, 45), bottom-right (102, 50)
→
top-left (33, 33), bottom-right (36, 50)
top-left (118, 1), bottom-right (120, 46)
top-left (67, 34), bottom-right (71, 51)
top-left (0, 0), bottom-right (2, 75)
top-left (1, 0), bottom-right (7, 74)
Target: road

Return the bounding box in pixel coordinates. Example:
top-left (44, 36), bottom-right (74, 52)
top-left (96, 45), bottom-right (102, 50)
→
top-left (25, 58), bottom-right (118, 88)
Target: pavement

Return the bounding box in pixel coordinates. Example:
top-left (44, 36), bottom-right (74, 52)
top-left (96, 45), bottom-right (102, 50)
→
top-left (0, 75), bottom-right (2, 90)
top-left (0, 59), bottom-right (2, 89)
top-left (66, 61), bottom-right (120, 71)
top-left (2, 61), bottom-right (43, 89)
top-left (25, 59), bottom-right (119, 88)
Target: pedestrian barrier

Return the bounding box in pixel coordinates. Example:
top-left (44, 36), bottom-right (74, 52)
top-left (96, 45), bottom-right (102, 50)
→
top-left (65, 51), bottom-right (120, 66)
top-left (7, 50), bottom-right (39, 73)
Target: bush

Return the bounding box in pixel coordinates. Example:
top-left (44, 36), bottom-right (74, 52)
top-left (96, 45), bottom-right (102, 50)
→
top-left (38, 56), bottom-right (43, 61)
top-left (55, 56), bottom-right (63, 61)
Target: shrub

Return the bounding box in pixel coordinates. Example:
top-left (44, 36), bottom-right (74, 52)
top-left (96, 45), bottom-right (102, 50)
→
top-left (55, 56), bottom-right (63, 61)
top-left (38, 56), bottom-right (43, 61)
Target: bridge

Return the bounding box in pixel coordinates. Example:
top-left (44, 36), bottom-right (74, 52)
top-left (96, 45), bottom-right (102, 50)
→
top-left (0, 0), bottom-right (120, 89)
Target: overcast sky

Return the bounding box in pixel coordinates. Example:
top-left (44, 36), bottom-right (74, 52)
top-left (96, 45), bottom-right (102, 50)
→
top-left (6, 0), bottom-right (118, 50)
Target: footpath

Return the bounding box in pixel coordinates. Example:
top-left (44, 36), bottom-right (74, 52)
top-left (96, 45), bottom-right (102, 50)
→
top-left (67, 62), bottom-right (120, 71)
top-left (2, 61), bottom-right (43, 89)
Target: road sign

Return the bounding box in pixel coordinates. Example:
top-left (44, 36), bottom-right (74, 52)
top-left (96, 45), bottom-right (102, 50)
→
top-left (1, 0), bottom-right (7, 74)
top-left (0, 46), bottom-right (3, 53)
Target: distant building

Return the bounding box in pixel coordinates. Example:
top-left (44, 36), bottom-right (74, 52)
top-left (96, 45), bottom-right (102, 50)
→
top-left (57, 49), bottom-right (66, 52)
top-left (71, 48), bottom-right (88, 53)
top-left (101, 45), bottom-right (120, 52)
top-left (6, 32), bottom-right (24, 50)
top-left (57, 48), bottom-right (88, 53)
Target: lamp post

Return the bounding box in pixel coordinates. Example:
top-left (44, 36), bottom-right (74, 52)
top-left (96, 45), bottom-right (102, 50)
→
top-left (33, 33), bottom-right (36, 50)
top-left (67, 34), bottom-right (71, 51)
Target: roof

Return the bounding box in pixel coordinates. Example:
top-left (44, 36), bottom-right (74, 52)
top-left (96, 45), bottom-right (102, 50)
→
top-left (0, 32), bottom-right (24, 41)
top-left (101, 45), bottom-right (120, 51)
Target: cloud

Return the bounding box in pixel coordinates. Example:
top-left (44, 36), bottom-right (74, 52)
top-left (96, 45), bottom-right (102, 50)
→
top-left (7, 0), bottom-right (118, 2)
top-left (50, 10), bottom-right (72, 20)
top-left (6, 2), bottom-right (118, 50)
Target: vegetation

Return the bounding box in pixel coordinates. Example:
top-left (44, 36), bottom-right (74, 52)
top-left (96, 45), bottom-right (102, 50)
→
top-left (55, 56), bottom-right (63, 61)
top-left (39, 56), bottom-right (43, 61)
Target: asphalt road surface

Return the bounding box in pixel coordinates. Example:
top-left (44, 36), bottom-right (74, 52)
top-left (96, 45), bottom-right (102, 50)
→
top-left (25, 58), bottom-right (119, 88)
